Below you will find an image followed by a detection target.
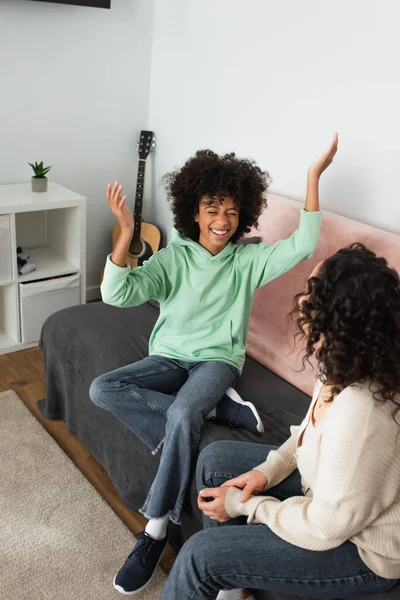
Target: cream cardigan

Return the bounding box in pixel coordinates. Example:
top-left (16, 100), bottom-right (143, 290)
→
top-left (225, 379), bottom-right (400, 579)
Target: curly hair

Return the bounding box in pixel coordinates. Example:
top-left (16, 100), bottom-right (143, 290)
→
top-left (163, 150), bottom-right (270, 243)
top-left (293, 243), bottom-right (400, 422)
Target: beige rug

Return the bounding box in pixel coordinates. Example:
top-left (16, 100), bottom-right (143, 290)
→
top-left (0, 390), bottom-right (167, 600)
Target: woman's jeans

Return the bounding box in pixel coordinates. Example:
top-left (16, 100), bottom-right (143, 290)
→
top-left (89, 355), bottom-right (238, 524)
top-left (159, 440), bottom-right (399, 599)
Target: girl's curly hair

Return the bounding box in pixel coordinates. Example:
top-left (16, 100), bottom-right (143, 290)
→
top-left (163, 150), bottom-right (270, 243)
top-left (293, 243), bottom-right (400, 422)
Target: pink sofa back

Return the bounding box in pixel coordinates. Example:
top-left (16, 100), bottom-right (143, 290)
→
top-left (246, 194), bottom-right (400, 397)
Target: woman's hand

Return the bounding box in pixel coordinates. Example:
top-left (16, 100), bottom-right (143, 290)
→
top-left (221, 469), bottom-right (268, 502)
top-left (106, 181), bottom-right (134, 233)
top-left (198, 487), bottom-right (231, 522)
top-left (308, 133), bottom-right (339, 178)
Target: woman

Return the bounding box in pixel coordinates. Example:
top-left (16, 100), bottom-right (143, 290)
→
top-left (159, 243), bottom-right (400, 600)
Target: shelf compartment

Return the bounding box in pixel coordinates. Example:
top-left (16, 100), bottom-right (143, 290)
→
top-left (15, 205), bottom-right (83, 277)
top-left (18, 247), bottom-right (78, 283)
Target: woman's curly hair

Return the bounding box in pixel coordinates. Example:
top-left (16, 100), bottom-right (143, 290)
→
top-left (293, 243), bottom-right (400, 422)
top-left (163, 150), bottom-right (270, 242)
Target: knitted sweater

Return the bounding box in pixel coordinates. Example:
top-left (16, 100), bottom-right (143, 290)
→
top-left (225, 379), bottom-right (400, 578)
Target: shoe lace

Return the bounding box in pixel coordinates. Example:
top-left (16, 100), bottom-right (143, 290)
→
top-left (131, 532), bottom-right (156, 566)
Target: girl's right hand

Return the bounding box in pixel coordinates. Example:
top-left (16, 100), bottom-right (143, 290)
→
top-left (106, 181), bottom-right (134, 233)
top-left (221, 469), bottom-right (268, 502)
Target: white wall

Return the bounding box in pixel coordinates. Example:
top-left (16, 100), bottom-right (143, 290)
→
top-left (2, 0), bottom-right (400, 294)
top-left (148, 0), bottom-right (400, 240)
top-left (0, 0), bottom-right (153, 296)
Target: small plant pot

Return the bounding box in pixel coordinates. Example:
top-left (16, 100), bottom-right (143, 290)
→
top-left (32, 176), bottom-right (48, 193)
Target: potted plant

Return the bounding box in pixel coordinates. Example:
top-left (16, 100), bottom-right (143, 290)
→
top-left (28, 161), bottom-right (51, 193)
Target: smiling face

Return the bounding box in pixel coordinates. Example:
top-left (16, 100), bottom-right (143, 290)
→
top-left (194, 194), bottom-right (239, 255)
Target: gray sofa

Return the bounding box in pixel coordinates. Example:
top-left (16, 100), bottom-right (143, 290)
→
top-left (39, 300), bottom-right (399, 600)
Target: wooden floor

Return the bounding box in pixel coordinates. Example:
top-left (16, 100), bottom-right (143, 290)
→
top-left (0, 346), bottom-right (175, 573)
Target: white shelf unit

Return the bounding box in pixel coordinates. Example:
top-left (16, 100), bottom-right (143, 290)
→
top-left (0, 182), bottom-right (86, 354)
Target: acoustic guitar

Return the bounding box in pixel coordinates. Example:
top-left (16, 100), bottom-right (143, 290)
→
top-left (112, 130), bottom-right (161, 269)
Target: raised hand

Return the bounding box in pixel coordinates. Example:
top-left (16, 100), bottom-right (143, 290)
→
top-left (309, 132), bottom-right (339, 178)
top-left (106, 181), bottom-right (134, 233)
top-left (221, 469), bottom-right (268, 502)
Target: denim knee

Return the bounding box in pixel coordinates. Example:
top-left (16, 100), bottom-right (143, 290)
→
top-left (196, 441), bottom-right (227, 491)
top-left (89, 375), bottom-right (110, 409)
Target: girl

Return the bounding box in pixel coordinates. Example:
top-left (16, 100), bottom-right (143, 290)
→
top-left (90, 136), bottom-right (337, 594)
top-left (160, 243), bottom-right (400, 600)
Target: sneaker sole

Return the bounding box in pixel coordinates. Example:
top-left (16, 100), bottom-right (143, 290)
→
top-left (225, 388), bottom-right (265, 433)
top-left (113, 544), bottom-right (167, 595)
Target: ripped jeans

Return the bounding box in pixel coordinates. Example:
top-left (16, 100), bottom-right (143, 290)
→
top-left (89, 355), bottom-right (239, 524)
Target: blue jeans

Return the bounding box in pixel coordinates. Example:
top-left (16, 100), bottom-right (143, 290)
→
top-left (89, 356), bottom-right (238, 524)
top-left (159, 441), bottom-right (399, 599)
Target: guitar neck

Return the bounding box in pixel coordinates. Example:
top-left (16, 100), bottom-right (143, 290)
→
top-left (133, 158), bottom-right (146, 239)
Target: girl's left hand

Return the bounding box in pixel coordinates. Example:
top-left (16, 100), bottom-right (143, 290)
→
top-left (309, 132), bottom-right (339, 177)
top-left (198, 487), bottom-right (230, 522)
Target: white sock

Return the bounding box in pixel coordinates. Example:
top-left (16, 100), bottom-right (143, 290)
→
top-left (216, 590), bottom-right (248, 600)
top-left (217, 591), bottom-right (256, 600)
top-left (145, 515), bottom-right (169, 541)
top-left (206, 407), bottom-right (217, 419)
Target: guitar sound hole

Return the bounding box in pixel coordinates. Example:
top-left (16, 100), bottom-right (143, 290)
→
top-left (129, 237), bottom-right (145, 258)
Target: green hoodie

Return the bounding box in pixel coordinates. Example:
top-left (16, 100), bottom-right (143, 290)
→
top-left (101, 209), bottom-right (321, 372)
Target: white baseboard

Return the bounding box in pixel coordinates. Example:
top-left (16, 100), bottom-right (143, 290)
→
top-left (86, 286), bottom-right (101, 303)
top-left (0, 341), bottom-right (38, 356)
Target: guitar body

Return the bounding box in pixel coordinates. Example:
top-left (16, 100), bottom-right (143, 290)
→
top-left (112, 221), bottom-right (161, 269)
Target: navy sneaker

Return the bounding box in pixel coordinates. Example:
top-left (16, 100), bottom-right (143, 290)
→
top-left (215, 388), bottom-right (264, 434)
top-left (113, 531), bottom-right (167, 595)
